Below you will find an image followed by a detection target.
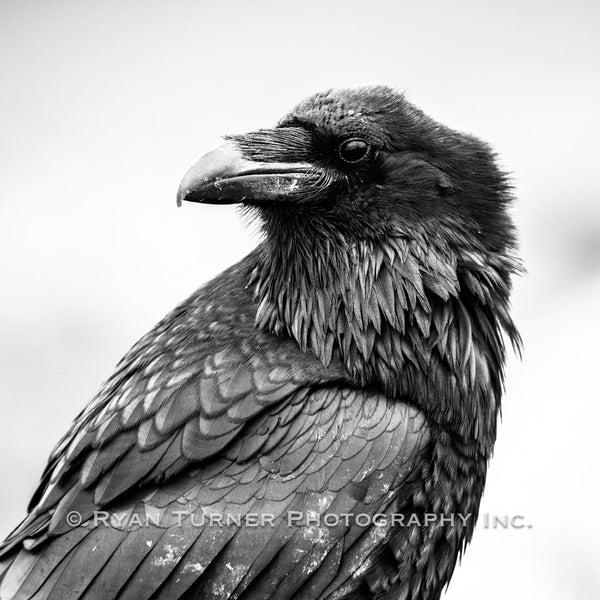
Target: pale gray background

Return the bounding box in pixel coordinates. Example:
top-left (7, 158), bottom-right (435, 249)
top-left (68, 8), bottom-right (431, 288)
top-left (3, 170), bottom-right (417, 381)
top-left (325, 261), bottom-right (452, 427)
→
top-left (1, 1), bottom-right (599, 598)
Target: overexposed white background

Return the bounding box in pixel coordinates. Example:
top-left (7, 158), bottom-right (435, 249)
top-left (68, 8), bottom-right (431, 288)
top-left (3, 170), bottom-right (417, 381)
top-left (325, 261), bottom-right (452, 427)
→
top-left (1, 1), bottom-right (599, 598)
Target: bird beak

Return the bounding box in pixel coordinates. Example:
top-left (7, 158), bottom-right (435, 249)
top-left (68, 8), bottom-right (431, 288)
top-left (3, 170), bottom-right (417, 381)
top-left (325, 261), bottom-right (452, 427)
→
top-left (177, 140), bottom-right (316, 206)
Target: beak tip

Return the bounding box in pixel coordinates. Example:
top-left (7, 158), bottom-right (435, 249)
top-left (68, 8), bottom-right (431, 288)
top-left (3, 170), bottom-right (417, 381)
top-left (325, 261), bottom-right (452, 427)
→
top-left (176, 187), bottom-right (186, 207)
top-left (177, 181), bottom-right (199, 206)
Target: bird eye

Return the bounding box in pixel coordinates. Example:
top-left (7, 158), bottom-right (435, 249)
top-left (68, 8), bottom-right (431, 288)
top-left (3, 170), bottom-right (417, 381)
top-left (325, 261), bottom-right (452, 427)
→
top-left (338, 138), bottom-right (370, 163)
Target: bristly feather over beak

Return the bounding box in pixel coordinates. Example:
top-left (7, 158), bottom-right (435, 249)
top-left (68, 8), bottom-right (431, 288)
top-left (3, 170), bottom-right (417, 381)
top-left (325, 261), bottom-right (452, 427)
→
top-left (176, 129), bottom-right (319, 206)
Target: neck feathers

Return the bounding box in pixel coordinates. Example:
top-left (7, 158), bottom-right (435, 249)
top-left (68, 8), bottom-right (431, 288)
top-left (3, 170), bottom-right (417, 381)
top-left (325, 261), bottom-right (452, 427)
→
top-left (249, 225), bottom-right (521, 450)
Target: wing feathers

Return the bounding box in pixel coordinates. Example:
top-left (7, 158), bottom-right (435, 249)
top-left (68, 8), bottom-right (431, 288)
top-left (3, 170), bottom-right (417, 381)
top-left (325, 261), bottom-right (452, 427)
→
top-left (1, 278), bottom-right (429, 600)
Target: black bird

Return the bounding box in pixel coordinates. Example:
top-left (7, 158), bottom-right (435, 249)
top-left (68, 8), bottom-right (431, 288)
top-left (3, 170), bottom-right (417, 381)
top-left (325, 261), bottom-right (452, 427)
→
top-left (0, 86), bottom-right (520, 600)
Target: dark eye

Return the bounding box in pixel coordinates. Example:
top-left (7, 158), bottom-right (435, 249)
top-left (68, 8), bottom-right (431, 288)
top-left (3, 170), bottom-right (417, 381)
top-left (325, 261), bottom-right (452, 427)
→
top-left (338, 138), bottom-right (370, 163)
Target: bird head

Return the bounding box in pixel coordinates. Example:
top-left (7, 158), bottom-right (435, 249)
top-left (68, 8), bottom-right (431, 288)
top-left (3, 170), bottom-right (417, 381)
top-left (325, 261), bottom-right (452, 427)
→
top-left (177, 86), bottom-right (514, 255)
top-left (177, 87), bottom-right (520, 433)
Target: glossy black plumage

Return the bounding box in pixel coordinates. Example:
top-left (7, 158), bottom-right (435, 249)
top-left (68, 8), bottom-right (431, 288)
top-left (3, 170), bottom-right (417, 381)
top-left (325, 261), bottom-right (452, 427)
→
top-left (0, 86), bottom-right (520, 600)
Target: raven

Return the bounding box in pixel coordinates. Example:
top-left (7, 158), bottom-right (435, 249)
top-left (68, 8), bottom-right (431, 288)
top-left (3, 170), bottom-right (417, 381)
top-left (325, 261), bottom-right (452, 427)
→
top-left (0, 86), bottom-right (520, 600)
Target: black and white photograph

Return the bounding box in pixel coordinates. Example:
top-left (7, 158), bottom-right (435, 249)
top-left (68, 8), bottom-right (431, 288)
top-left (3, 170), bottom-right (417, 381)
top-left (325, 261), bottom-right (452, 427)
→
top-left (0, 2), bottom-right (598, 599)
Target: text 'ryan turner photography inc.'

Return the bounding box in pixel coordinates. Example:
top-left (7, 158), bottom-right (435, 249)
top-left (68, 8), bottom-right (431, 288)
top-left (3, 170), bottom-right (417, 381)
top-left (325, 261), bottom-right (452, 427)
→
top-left (64, 509), bottom-right (532, 531)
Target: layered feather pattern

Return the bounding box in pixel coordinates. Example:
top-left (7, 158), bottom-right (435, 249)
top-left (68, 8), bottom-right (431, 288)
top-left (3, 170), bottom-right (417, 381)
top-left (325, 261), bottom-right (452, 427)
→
top-left (0, 86), bottom-right (520, 600)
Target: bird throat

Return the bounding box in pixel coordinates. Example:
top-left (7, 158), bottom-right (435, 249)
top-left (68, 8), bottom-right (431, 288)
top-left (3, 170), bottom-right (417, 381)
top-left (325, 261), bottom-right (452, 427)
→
top-left (249, 223), bottom-right (520, 449)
